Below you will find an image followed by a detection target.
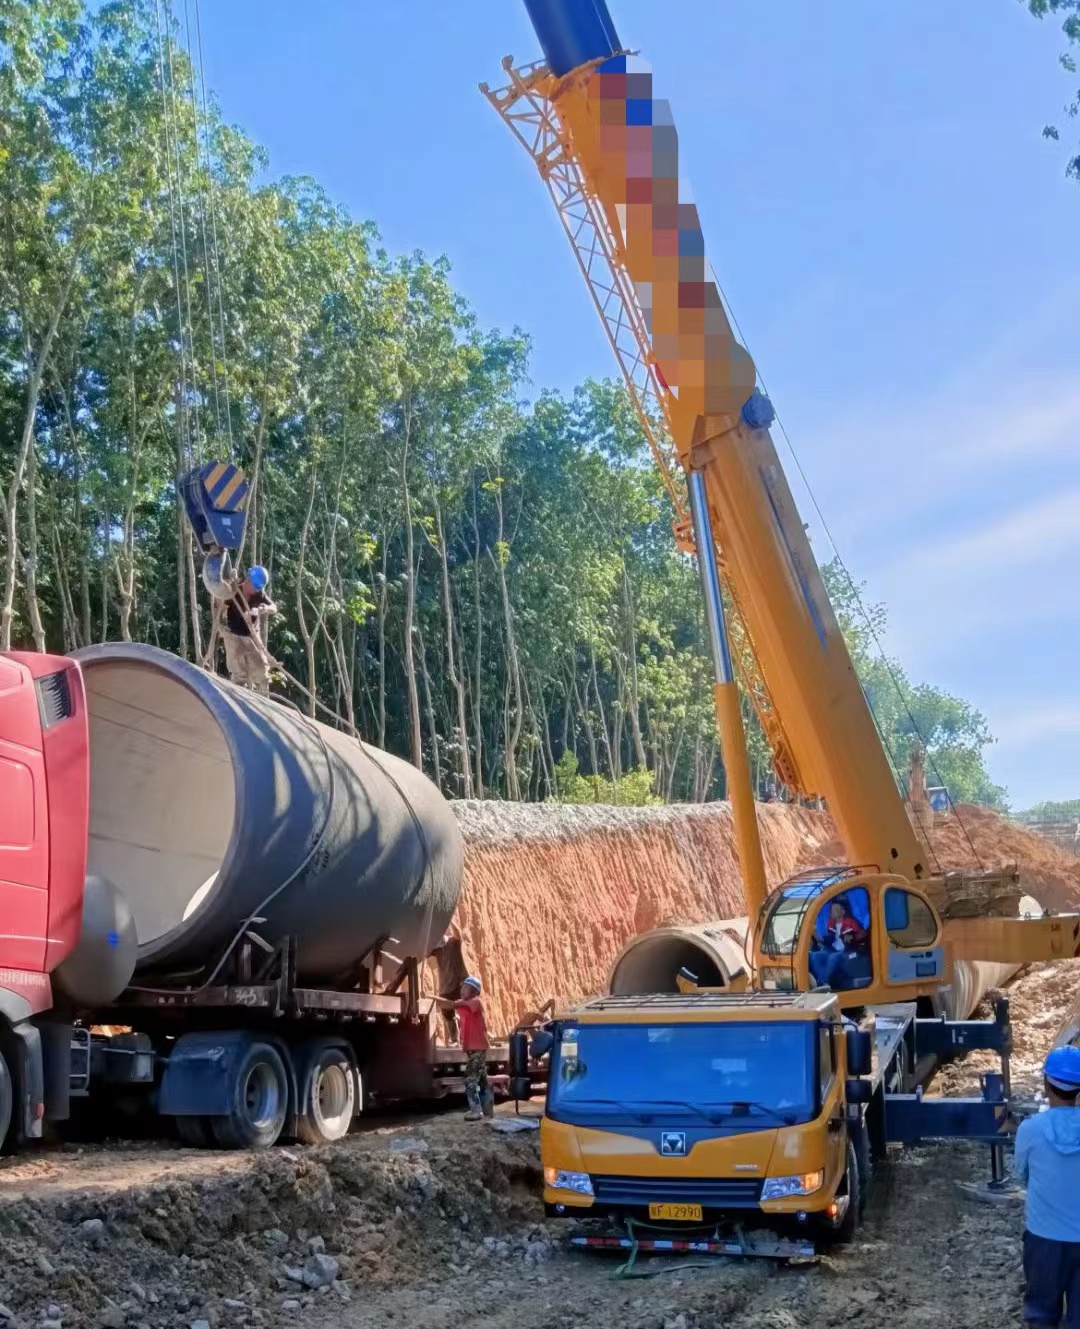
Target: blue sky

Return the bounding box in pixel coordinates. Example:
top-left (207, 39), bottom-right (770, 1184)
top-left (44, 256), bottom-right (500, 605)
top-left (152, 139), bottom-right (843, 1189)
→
top-left (198, 1), bottom-right (1079, 811)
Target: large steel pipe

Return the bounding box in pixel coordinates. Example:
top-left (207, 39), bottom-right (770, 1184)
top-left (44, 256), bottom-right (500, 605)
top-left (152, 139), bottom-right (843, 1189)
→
top-left (75, 644), bottom-right (463, 985)
top-left (608, 921), bottom-right (751, 995)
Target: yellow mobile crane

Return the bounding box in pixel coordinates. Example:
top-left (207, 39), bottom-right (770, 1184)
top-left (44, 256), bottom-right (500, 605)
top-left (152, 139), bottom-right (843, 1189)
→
top-left (488, 0), bottom-right (1080, 1253)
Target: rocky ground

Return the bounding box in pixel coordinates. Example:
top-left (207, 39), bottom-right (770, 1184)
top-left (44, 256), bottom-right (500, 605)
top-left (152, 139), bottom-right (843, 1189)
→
top-left (3, 962), bottom-right (1078, 1329)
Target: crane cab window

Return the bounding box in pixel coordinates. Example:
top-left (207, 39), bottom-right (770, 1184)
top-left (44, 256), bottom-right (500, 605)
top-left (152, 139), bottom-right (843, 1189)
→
top-left (808, 889), bottom-right (873, 993)
top-left (884, 888), bottom-right (938, 948)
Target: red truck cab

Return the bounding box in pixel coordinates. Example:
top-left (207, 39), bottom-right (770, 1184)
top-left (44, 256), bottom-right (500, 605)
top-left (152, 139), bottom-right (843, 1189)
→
top-left (0, 652), bottom-right (89, 1144)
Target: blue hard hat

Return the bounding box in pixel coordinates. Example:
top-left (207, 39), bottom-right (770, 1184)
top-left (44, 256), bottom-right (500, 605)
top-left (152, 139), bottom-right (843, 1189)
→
top-left (1045, 1045), bottom-right (1080, 1091)
top-left (247, 565), bottom-right (269, 590)
top-left (463, 976), bottom-right (482, 993)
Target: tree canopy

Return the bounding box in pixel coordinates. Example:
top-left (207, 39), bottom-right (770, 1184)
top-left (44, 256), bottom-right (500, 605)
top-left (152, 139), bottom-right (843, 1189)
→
top-left (0, 0), bottom-right (1010, 811)
top-left (1026, 0), bottom-right (1080, 177)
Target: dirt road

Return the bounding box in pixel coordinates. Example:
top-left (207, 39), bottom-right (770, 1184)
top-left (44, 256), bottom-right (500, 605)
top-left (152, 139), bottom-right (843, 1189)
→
top-left (2, 962), bottom-right (1076, 1329)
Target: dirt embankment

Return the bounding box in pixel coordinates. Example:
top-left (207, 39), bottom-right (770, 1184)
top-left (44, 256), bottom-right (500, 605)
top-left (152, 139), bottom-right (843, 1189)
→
top-left (451, 800), bottom-right (1080, 1035)
top-left (450, 801), bottom-right (832, 1035)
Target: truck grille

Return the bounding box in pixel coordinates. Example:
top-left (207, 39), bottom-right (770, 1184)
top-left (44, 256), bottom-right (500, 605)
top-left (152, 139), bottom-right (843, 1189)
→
top-left (591, 1175), bottom-right (764, 1208)
top-left (37, 670), bottom-right (73, 727)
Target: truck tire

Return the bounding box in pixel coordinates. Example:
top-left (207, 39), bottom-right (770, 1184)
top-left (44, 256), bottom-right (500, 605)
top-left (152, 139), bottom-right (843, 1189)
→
top-left (853, 1121), bottom-right (872, 1217)
top-left (0, 1049), bottom-right (12, 1153)
top-left (831, 1141), bottom-right (861, 1245)
top-left (295, 1042), bottom-right (358, 1145)
top-left (209, 1042), bottom-right (288, 1150)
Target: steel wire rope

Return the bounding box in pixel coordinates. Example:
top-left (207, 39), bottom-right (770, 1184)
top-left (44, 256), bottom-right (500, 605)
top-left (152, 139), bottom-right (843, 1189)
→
top-left (161, 0), bottom-right (204, 464)
top-left (193, 0), bottom-right (236, 462)
top-left (706, 276), bottom-right (972, 870)
top-left (154, 0), bottom-right (193, 472)
top-left (181, 0), bottom-right (222, 446)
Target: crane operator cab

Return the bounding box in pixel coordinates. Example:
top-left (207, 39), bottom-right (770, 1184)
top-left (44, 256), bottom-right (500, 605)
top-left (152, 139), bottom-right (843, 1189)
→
top-left (753, 868), bottom-right (948, 1010)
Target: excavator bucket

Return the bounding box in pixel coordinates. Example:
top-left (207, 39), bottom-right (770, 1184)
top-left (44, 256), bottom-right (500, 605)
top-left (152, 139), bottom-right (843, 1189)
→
top-left (179, 460), bottom-right (249, 552)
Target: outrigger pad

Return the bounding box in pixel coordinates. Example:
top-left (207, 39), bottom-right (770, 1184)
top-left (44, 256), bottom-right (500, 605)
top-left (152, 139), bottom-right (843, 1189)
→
top-left (179, 460), bottom-right (249, 552)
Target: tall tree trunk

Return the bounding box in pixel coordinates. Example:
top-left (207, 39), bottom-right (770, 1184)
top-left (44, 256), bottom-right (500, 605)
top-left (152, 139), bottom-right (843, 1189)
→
top-left (400, 407), bottom-right (423, 769)
top-left (489, 481), bottom-right (522, 800)
top-left (295, 467), bottom-right (319, 718)
top-left (621, 568), bottom-right (649, 770)
top-left (434, 497), bottom-right (472, 797)
top-left (416, 622), bottom-right (441, 788)
top-left (23, 444), bottom-right (46, 652)
top-left (590, 644), bottom-right (614, 781)
top-left (469, 479), bottom-right (485, 798)
top-left (376, 535), bottom-right (389, 748)
top-left (0, 259), bottom-right (78, 650)
top-left (572, 674), bottom-right (598, 778)
top-left (186, 533), bottom-right (203, 661)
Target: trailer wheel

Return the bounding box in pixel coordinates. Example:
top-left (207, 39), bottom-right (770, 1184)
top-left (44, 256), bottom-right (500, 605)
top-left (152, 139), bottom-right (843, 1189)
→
top-left (295, 1042), bottom-right (358, 1145)
top-left (174, 1114), bottom-right (212, 1148)
top-left (210, 1042), bottom-right (288, 1150)
top-left (0, 1049), bottom-right (12, 1152)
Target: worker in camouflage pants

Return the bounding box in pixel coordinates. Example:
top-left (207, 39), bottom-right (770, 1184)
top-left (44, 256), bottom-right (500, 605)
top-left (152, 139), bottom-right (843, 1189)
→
top-left (437, 976), bottom-right (493, 1121)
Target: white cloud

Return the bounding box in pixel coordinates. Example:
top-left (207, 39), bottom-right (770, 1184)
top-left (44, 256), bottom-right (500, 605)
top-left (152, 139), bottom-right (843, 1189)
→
top-left (994, 705), bottom-right (1080, 749)
top-left (898, 487), bottom-right (1080, 580)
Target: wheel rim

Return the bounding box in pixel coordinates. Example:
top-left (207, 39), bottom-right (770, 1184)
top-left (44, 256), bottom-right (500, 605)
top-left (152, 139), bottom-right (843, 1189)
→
top-left (242, 1061), bottom-right (281, 1128)
top-left (316, 1064), bottom-right (350, 1124)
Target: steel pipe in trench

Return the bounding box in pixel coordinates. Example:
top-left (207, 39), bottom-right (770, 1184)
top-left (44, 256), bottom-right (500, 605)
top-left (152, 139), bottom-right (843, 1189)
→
top-left (71, 643), bottom-right (463, 991)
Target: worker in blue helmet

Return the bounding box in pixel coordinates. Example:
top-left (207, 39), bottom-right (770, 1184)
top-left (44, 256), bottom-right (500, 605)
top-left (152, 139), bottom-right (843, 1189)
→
top-left (1014, 1043), bottom-right (1080, 1327)
top-left (220, 564), bottom-right (276, 696)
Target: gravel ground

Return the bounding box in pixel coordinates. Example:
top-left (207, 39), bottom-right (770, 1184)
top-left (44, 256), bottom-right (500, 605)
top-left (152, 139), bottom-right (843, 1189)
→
top-left (2, 962), bottom-right (1076, 1329)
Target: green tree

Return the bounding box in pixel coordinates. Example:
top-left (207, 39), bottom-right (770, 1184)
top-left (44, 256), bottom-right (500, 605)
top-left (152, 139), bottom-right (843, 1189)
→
top-left (1025, 0), bottom-right (1080, 177)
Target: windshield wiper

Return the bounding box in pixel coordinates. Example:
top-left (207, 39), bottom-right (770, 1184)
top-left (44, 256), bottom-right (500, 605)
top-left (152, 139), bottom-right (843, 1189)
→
top-left (630, 1098), bottom-right (725, 1125)
top-left (568, 1097), bottom-right (652, 1121)
top-left (707, 1100), bottom-right (800, 1126)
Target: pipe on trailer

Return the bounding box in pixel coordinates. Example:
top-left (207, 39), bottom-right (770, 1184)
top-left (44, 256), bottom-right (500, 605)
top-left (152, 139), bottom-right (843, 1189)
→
top-left (74, 644), bottom-right (463, 987)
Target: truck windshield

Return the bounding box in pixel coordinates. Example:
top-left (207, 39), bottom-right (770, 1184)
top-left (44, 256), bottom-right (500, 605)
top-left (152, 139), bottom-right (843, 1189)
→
top-left (548, 1021), bottom-right (815, 1127)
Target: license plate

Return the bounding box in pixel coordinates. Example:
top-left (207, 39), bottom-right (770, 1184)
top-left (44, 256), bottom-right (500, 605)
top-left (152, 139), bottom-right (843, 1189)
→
top-left (648, 1202), bottom-right (703, 1222)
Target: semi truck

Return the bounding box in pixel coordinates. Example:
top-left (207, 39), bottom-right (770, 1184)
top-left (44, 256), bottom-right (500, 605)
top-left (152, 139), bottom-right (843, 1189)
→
top-left (490, 0), bottom-right (1080, 1250)
top-left (0, 643), bottom-right (520, 1151)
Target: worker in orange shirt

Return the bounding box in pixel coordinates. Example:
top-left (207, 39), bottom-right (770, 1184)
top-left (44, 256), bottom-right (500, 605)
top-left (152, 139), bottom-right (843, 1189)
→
top-left (436, 976), bottom-right (493, 1121)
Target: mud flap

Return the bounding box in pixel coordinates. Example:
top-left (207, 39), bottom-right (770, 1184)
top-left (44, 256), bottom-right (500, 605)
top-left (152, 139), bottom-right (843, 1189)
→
top-left (160, 1031), bottom-right (295, 1117)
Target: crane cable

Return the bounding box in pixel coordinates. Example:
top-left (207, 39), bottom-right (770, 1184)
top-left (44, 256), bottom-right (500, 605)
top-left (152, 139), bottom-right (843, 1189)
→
top-left (158, 0), bottom-right (204, 465)
top-left (709, 279), bottom-right (981, 871)
top-left (185, 0), bottom-right (237, 461)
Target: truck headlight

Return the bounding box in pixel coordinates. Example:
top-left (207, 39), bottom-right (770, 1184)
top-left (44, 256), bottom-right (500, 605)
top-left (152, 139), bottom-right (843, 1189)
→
top-left (761, 1170), bottom-right (824, 1201)
top-left (544, 1168), bottom-right (593, 1196)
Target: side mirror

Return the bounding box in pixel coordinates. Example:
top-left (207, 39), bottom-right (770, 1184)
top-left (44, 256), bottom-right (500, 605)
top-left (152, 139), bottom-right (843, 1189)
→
top-left (845, 1077), bottom-right (872, 1104)
top-left (530, 1030), bottom-right (554, 1060)
top-left (845, 1027), bottom-right (873, 1078)
top-left (509, 1029), bottom-right (529, 1078)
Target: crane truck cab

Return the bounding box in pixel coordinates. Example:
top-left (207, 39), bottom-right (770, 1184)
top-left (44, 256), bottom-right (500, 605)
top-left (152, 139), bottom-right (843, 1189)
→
top-left (537, 990), bottom-right (873, 1251)
top-left (753, 868), bottom-right (948, 1011)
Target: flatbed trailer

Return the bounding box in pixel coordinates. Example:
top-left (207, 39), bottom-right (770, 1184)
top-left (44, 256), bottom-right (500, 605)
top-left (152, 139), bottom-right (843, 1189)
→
top-left (68, 939), bottom-right (543, 1148)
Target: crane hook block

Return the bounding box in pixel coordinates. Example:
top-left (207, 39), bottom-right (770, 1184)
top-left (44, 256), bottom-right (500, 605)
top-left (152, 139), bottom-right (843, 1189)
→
top-left (741, 391), bottom-right (776, 432)
top-left (179, 460), bottom-right (249, 553)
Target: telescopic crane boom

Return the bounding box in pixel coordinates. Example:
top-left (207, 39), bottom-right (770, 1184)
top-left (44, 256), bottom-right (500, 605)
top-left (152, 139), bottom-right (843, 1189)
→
top-left (486, 0), bottom-right (1080, 1014)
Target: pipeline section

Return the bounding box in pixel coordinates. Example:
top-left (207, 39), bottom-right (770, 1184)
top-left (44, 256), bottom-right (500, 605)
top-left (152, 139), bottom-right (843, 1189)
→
top-left (64, 643), bottom-right (463, 1000)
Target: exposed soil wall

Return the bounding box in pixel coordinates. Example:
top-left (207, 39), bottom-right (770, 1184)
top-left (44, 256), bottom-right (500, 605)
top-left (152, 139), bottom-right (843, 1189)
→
top-left (450, 799), bottom-right (1080, 1036)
